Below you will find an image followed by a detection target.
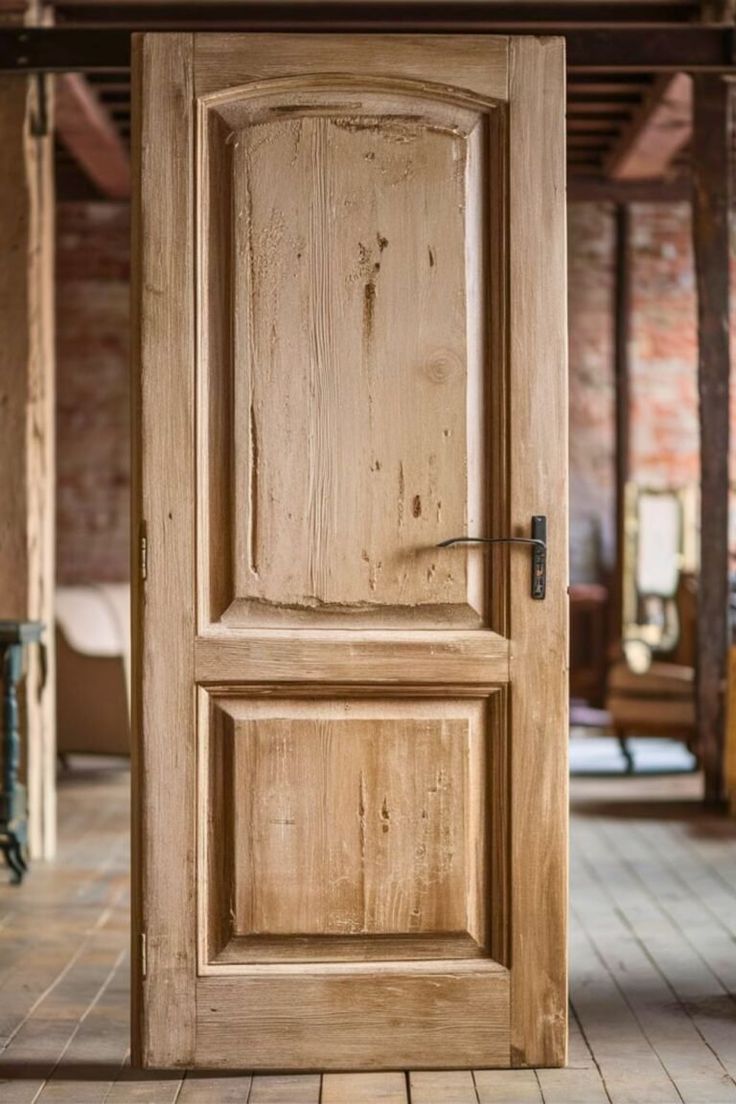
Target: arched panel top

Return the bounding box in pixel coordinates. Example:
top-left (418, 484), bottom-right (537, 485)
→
top-left (200, 74), bottom-right (502, 138)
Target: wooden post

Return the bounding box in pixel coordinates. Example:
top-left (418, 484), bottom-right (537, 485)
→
top-left (692, 75), bottom-right (731, 807)
top-left (612, 203), bottom-right (632, 647)
top-left (0, 1), bottom-right (56, 857)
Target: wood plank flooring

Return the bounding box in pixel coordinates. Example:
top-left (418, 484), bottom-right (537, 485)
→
top-left (1, 761), bottom-right (735, 1103)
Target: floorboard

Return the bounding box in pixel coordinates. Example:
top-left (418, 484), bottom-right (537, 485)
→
top-left (0, 762), bottom-right (734, 1103)
top-left (573, 825), bottom-right (736, 1103)
top-left (248, 1075), bottom-right (320, 1103)
top-left (408, 1071), bottom-right (477, 1103)
top-left (322, 1073), bottom-right (407, 1103)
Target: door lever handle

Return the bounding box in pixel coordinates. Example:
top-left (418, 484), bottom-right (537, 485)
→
top-left (437, 516), bottom-right (547, 600)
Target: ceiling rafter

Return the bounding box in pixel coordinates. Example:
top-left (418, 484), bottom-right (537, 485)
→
top-left (605, 71), bottom-right (693, 179)
top-left (55, 72), bottom-right (130, 198)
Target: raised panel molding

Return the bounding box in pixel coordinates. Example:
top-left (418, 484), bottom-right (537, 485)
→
top-left (197, 687), bottom-right (505, 972)
top-left (196, 78), bottom-right (505, 631)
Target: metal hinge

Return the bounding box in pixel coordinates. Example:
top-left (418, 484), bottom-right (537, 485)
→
top-left (141, 932), bottom-right (147, 977)
top-left (139, 526), bottom-right (148, 582)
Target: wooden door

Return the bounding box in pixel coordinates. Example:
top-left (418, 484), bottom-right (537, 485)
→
top-left (132, 32), bottom-right (568, 1071)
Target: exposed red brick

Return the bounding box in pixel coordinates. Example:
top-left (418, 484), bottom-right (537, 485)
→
top-left (56, 202), bottom-right (130, 584)
top-left (569, 200), bottom-right (734, 581)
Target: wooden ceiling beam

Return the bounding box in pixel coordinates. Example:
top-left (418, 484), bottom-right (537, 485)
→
top-left (605, 71), bottom-right (692, 179)
top-left (692, 73), bottom-right (732, 805)
top-left (569, 96), bottom-right (644, 108)
top-left (55, 71), bottom-right (130, 198)
top-left (567, 119), bottom-right (624, 131)
top-left (567, 174), bottom-right (691, 200)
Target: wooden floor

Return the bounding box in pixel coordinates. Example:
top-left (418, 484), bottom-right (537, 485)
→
top-left (1, 761), bottom-right (736, 1103)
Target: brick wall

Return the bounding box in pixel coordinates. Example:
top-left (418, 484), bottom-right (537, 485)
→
top-left (629, 203), bottom-right (699, 490)
top-left (56, 202), bottom-right (130, 584)
top-left (54, 198), bottom-right (722, 587)
top-left (568, 200), bottom-right (724, 582)
top-left (568, 203), bottom-right (616, 580)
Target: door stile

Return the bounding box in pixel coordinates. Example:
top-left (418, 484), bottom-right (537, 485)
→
top-left (131, 32), bottom-right (198, 1069)
top-left (507, 36), bottom-right (568, 1068)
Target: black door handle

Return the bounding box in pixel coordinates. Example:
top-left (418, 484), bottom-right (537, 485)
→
top-left (436, 516), bottom-right (547, 600)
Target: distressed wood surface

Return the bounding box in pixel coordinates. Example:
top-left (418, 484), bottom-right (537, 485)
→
top-left (194, 631), bottom-right (510, 685)
top-left (136, 30), bottom-right (566, 1071)
top-left (226, 102), bottom-right (485, 626)
top-left (194, 966), bottom-right (510, 1069)
top-left (507, 36), bottom-right (569, 1068)
top-left (193, 33), bottom-right (509, 101)
top-left (227, 703), bottom-right (483, 944)
top-left (199, 79), bottom-right (492, 630)
top-left (131, 32), bottom-right (197, 1068)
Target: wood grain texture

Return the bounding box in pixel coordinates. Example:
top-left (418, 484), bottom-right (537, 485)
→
top-left (194, 965), bottom-right (510, 1069)
top-left (193, 33), bottom-right (509, 101)
top-left (220, 699), bottom-right (486, 947)
top-left (201, 693), bottom-right (494, 966)
top-left (194, 631), bottom-right (509, 685)
top-left (131, 32), bottom-right (197, 1068)
top-left (507, 36), bottom-right (569, 1068)
top-left (0, 64), bottom-right (56, 861)
top-left (199, 81), bottom-right (491, 629)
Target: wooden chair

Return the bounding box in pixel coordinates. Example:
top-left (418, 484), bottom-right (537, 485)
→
top-left (609, 569), bottom-right (701, 768)
top-left (605, 484), bottom-right (698, 769)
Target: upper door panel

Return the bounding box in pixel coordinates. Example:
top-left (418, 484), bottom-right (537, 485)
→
top-left (198, 75), bottom-right (506, 629)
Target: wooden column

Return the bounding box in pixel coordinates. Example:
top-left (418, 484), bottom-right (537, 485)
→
top-left (0, 2), bottom-right (56, 857)
top-left (612, 203), bottom-right (632, 647)
top-left (692, 75), bottom-right (731, 807)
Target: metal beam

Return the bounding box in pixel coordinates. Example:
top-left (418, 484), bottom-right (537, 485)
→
top-left (47, 1), bottom-right (708, 22)
top-left (0, 23), bottom-right (735, 72)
